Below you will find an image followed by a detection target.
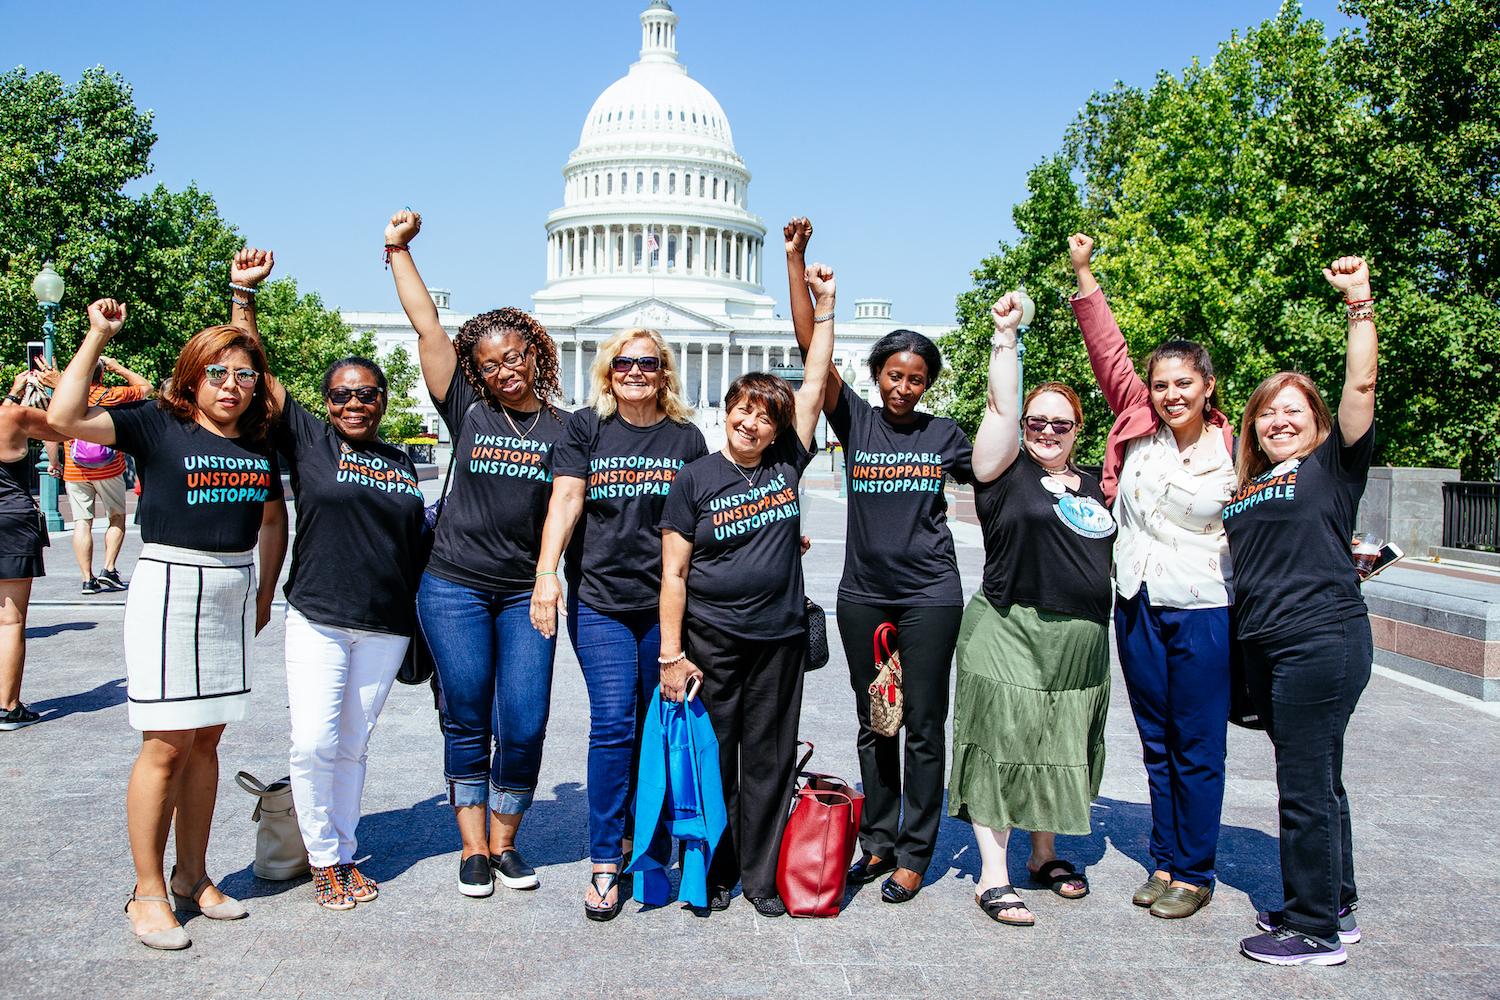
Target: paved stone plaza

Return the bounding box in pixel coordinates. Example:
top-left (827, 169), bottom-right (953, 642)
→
top-left (3, 481), bottom-right (1498, 999)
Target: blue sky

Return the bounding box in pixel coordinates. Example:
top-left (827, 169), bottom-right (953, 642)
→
top-left (3, 1), bottom-right (1352, 325)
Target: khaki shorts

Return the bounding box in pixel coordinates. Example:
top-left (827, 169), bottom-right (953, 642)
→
top-left (65, 475), bottom-right (127, 521)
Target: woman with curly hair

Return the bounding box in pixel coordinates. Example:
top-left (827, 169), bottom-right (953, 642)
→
top-left (530, 325), bottom-right (706, 920)
top-left (385, 210), bottom-right (566, 899)
top-left (51, 290), bottom-right (288, 950)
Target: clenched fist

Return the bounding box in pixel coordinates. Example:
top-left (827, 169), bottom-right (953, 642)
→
top-left (1068, 233), bottom-right (1095, 272)
top-left (387, 209), bottom-right (422, 247)
top-left (784, 216), bottom-right (812, 256)
top-left (1322, 256), bottom-right (1371, 298)
top-left (87, 299), bottom-right (127, 340)
top-left (231, 247), bottom-right (275, 288)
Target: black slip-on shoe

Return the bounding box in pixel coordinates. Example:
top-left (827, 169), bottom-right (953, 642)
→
top-left (457, 854), bottom-right (493, 898)
top-left (489, 849), bottom-right (539, 890)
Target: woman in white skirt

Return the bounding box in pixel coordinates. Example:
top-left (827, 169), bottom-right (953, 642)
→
top-left (51, 296), bottom-right (287, 951)
top-left (231, 248), bottom-right (426, 909)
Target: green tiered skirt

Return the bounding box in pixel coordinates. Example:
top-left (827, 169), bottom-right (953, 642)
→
top-left (948, 594), bottom-right (1109, 835)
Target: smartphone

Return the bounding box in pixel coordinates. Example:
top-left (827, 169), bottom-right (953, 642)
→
top-left (1358, 542), bottom-right (1403, 582)
top-left (26, 342), bottom-right (45, 371)
top-left (684, 675), bottom-right (702, 703)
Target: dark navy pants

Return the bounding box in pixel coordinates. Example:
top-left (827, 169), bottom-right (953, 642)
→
top-left (1115, 587), bottom-right (1229, 887)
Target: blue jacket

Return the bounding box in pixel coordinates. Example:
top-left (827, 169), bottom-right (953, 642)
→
top-left (625, 689), bottom-right (727, 908)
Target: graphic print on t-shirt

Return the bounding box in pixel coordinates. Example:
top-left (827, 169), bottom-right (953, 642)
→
top-left (847, 449), bottom-right (947, 495)
top-left (709, 472), bottom-right (800, 541)
top-left (184, 454), bottom-right (274, 506)
top-left (1221, 458), bottom-right (1300, 521)
top-left (336, 441), bottom-right (423, 498)
top-left (586, 454), bottom-right (682, 500)
top-left (468, 432), bottom-right (553, 483)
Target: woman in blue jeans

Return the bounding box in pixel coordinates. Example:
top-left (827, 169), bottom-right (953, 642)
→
top-left (531, 326), bottom-right (706, 920)
top-left (385, 210), bottom-right (568, 898)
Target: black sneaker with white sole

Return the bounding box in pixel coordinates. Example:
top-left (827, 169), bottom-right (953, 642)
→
top-left (457, 854), bottom-right (494, 898)
top-left (80, 577), bottom-right (102, 595)
top-left (1256, 902), bottom-right (1360, 944)
top-left (98, 569), bottom-right (128, 591)
top-left (0, 703), bottom-right (41, 731)
top-left (490, 849), bottom-right (539, 890)
top-left (1240, 928), bottom-right (1348, 966)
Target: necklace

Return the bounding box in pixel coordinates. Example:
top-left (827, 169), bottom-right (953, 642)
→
top-left (500, 404), bottom-right (542, 441)
top-left (724, 451), bottom-right (760, 490)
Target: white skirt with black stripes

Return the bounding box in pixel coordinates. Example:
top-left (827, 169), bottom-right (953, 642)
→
top-left (124, 543), bottom-right (257, 732)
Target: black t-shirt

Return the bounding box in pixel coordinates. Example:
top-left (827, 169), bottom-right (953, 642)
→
top-left (273, 397), bottom-right (425, 635)
top-left (660, 431), bottom-right (816, 640)
top-left (827, 381), bottom-right (975, 606)
top-left (427, 367), bottom-right (569, 594)
top-left (552, 408), bottom-right (708, 614)
top-left (974, 453), bottom-right (1116, 624)
top-left (1222, 422), bottom-right (1375, 642)
top-left (110, 400), bottom-right (282, 553)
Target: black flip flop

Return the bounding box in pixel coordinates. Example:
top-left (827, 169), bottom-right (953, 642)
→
top-left (1030, 859), bottom-right (1089, 899)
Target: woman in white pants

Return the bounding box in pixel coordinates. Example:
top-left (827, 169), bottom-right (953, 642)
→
top-left (235, 249), bottom-right (425, 909)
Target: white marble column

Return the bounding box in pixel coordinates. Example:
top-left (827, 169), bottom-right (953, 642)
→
top-left (573, 342), bottom-right (585, 403)
top-left (740, 344), bottom-right (750, 375)
top-left (698, 342), bottom-right (710, 408)
top-left (720, 339), bottom-right (730, 393)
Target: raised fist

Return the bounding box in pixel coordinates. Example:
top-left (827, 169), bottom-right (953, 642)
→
top-left (805, 262), bottom-right (835, 303)
top-left (784, 216), bottom-right (812, 256)
top-left (88, 299), bottom-right (127, 340)
top-left (991, 292), bottom-right (1023, 334)
top-left (1068, 233), bottom-right (1095, 272)
top-left (231, 247), bottom-right (275, 288)
top-left (1322, 256), bottom-right (1371, 296)
top-left (387, 210), bottom-right (422, 247)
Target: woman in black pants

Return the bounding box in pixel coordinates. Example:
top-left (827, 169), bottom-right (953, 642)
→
top-left (1223, 255), bottom-right (1378, 967)
top-left (786, 219), bottom-right (973, 902)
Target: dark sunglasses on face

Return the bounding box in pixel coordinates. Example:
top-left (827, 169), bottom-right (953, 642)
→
top-left (611, 355), bottom-right (661, 374)
top-left (478, 346), bottom-right (530, 378)
top-left (204, 364), bottom-right (259, 388)
top-left (327, 386), bottom-right (383, 405)
top-left (1023, 416), bottom-right (1077, 434)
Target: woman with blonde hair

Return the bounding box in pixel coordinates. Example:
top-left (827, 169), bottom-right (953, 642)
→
top-left (531, 326), bottom-right (706, 920)
top-left (1227, 256), bottom-right (1378, 967)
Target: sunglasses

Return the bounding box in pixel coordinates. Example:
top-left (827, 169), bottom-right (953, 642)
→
top-left (478, 346), bottom-right (531, 377)
top-left (1023, 416), bottom-right (1077, 434)
top-left (327, 386), bottom-right (383, 405)
top-left (611, 355), bottom-right (661, 374)
top-left (204, 364), bottom-right (259, 388)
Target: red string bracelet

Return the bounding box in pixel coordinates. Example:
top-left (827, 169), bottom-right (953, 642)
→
top-left (384, 244), bottom-right (409, 266)
top-left (1345, 296), bottom-right (1373, 305)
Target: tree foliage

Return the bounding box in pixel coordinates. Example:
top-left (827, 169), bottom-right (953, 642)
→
top-left (939, 0), bottom-right (1500, 475)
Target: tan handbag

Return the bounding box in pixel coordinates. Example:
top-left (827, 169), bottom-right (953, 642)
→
top-left (236, 771), bottom-right (308, 881)
top-left (867, 622), bottom-right (903, 737)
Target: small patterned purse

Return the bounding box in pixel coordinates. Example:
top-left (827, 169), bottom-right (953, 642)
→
top-left (867, 622), bottom-right (903, 737)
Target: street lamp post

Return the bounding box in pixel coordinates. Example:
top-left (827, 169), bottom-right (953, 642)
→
top-left (31, 262), bottom-right (65, 530)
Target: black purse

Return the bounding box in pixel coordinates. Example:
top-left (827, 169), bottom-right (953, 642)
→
top-left (804, 598), bottom-right (829, 671)
top-left (398, 401), bottom-right (479, 686)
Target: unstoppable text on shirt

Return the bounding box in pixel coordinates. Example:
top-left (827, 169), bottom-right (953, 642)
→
top-left (848, 449), bottom-right (946, 494)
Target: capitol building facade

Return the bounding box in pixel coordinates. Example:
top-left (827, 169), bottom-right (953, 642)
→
top-left (343, 0), bottom-right (950, 446)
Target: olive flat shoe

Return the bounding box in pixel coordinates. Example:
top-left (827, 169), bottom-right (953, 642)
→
top-left (1132, 875), bottom-right (1170, 907)
top-left (1150, 883), bottom-right (1213, 919)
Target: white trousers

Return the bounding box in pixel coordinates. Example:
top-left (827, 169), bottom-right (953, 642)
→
top-left (284, 607), bottom-right (408, 867)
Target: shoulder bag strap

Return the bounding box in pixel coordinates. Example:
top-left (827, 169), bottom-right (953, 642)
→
top-left (431, 399), bottom-right (482, 530)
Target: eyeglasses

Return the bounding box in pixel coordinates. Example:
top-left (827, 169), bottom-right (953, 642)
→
top-left (1023, 416), bottom-right (1077, 434)
top-left (204, 364), bottom-right (260, 388)
top-left (327, 386), bottom-right (383, 405)
top-left (611, 355), bottom-right (662, 374)
top-left (478, 346), bottom-right (531, 378)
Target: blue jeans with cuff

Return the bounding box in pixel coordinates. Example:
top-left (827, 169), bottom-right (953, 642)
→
top-left (417, 572), bottom-right (557, 815)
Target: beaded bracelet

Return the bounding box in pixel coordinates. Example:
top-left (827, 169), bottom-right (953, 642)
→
top-left (658, 650), bottom-right (688, 666)
top-left (813, 312), bottom-right (835, 323)
top-left (229, 282), bottom-right (258, 295)
top-left (231, 296), bottom-right (253, 308)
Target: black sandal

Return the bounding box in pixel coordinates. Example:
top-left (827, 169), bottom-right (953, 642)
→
top-left (977, 885), bottom-right (1034, 926)
top-left (1030, 859), bottom-right (1089, 899)
top-left (584, 870), bottom-right (623, 922)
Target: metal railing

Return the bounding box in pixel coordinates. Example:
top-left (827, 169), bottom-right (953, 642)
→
top-left (1442, 481), bottom-right (1500, 551)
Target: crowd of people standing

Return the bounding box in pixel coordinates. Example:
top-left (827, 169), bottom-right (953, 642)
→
top-left (3, 211), bottom-right (1380, 968)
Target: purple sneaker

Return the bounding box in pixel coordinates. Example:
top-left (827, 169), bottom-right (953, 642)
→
top-left (1256, 903), bottom-right (1360, 944)
top-left (1240, 928), bottom-right (1348, 966)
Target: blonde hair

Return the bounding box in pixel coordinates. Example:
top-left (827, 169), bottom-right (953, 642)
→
top-left (1235, 371), bottom-right (1333, 491)
top-left (590, 327), bottom-right (694, 423)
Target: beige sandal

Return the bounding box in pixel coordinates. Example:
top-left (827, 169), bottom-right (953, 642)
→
top-left (125, 892), bottom-right (191, 951)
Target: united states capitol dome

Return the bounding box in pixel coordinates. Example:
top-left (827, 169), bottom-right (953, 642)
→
top-left (572, 1), bottom-right (739, 160)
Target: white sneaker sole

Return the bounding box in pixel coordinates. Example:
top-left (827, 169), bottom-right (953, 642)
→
top-left (495, 870), bottom-right (539, 891)
top-left (1241, 944), bottom-right (1348, 966)
top-left (458, 879), bottom-right (494, 898)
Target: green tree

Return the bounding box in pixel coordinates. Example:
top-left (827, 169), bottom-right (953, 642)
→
top-left (942, 0), bottom-right (1500, 476)
top-left (377, 344), bottom-right (426, 442)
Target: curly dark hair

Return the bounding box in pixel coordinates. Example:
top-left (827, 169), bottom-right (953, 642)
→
top-left (452, 307), bottom-right (560, 411)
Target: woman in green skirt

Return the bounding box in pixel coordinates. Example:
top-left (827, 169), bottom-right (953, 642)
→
top-left (949, 293), bottom-right (1116, 926)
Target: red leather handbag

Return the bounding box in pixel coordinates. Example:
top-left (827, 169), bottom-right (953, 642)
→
top-left (776, 742), bottom-right (864, 917)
